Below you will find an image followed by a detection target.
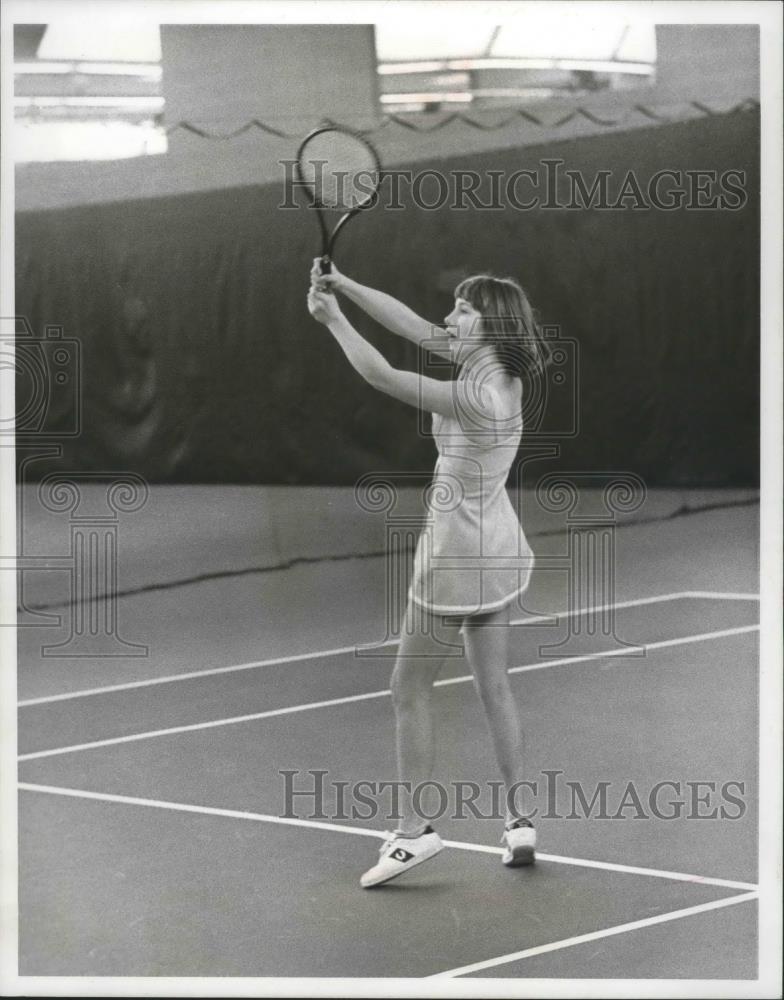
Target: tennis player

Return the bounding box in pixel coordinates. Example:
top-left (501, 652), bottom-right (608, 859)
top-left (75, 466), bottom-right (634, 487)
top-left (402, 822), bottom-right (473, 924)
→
top-left (307, 260), bottom-right (550, 888)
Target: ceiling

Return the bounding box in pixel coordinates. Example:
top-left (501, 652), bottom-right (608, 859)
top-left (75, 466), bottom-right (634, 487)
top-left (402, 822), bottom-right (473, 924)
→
top-left (13, 17), bottom-right (657, 161)
top-left (18, 19), bottom-right (655, 67)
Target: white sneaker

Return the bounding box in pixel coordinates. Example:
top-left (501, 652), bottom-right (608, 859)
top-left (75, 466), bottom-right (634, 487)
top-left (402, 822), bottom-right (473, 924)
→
top-left (360, 827), bottom-right (444, 888)
top-left (501, 818), bottom-right (536, 866)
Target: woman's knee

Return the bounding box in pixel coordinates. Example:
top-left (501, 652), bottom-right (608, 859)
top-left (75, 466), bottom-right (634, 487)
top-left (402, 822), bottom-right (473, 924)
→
top-left (464, 630), bottom-right (513, 705)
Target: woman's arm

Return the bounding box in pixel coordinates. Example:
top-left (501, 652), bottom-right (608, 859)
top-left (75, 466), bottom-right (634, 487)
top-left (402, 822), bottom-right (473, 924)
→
top-left (310, 259), bottom-right (451, 358)
top-left (340, 277), bottom-right (433, 346)
top-left (308, 287), bottom-right (464, 418)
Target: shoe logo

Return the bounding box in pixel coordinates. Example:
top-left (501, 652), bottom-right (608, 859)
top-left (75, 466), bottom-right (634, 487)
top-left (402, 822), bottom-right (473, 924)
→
top-left (389, 847), bottom-right (414, 863)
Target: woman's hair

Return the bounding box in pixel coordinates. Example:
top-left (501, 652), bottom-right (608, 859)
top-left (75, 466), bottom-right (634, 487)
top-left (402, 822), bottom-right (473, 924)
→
top-left (454, 274), bottom-right (553, 381)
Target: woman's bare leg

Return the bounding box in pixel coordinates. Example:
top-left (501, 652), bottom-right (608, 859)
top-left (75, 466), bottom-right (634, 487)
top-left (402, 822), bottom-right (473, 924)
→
top-left (390, 599), bottom-right (464, 835)
top-left (462, 603), bottom-right (527, 826)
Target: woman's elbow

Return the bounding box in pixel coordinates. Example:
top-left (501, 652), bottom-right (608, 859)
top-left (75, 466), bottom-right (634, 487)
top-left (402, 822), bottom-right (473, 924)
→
top-left (366, 363), bottom-right (393, 393)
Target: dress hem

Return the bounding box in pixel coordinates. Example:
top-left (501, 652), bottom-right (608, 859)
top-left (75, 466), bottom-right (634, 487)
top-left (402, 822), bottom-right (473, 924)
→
top-left (408, 579), bottom-right (532, 616)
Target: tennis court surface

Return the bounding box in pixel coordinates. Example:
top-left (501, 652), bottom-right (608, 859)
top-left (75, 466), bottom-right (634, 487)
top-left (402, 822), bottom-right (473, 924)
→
top-left (16, 484), bottom-right (759, 979)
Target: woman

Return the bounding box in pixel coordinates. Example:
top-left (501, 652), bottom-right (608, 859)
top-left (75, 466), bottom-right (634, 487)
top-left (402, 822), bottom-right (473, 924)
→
top-left (307, 260), bottom-right (549, 889)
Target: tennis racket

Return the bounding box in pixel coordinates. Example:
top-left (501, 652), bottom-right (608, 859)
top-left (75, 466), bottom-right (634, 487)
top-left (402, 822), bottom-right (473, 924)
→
top-left (296, 126), bottom-right (382, 277)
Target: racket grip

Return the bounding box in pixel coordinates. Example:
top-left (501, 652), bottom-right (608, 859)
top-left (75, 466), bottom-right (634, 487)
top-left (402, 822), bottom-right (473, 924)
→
top-left (320, 255), bottom-right (332, 275)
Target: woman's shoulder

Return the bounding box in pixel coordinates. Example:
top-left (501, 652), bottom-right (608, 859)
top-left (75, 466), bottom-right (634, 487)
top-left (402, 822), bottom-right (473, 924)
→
top-left (456, 367), bottom-right (521, 410)
top-left (456, 373), bottom-right (521, 430)
top-left (488, 373), bottom-right (522, 413)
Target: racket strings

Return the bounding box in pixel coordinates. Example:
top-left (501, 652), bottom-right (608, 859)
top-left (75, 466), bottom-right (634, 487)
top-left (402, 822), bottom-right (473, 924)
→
top-left (298, 131), bottom-right (380, 211)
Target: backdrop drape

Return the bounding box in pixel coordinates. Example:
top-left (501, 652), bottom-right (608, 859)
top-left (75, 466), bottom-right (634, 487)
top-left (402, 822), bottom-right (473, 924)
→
top-left (15, 109), bottom-right (759, 485)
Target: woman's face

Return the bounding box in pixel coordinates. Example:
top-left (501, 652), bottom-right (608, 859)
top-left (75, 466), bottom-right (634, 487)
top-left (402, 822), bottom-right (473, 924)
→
top-left (443, 296), bottom-right (483, 350)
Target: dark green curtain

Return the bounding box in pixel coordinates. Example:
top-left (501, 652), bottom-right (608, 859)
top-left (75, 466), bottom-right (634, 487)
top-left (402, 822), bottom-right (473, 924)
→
top-left (16, 109), bottom-right (759, 485)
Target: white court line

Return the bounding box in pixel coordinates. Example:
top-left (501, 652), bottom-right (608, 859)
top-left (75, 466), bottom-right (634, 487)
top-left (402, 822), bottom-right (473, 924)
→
top-left (16, 638), bottom-right (397, 707)
top-left (17, 624), bottom-right (760, 762)
top-left (17, 688), bottom-right (393, 761)
top-left (17, 782), bottom-right (758, 892)
top-left (18, 590), bottom-right (691, 707)
top-left (426, 892), bottom-right (759, 978)
top-left (17, 589), bottom-right (756, 707)
top-left (500, 623), bottom-right (758, 680)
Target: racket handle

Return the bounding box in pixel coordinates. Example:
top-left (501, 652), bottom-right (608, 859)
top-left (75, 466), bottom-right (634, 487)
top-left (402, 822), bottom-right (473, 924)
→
top-left (320, 255), bottom-right (332, 275)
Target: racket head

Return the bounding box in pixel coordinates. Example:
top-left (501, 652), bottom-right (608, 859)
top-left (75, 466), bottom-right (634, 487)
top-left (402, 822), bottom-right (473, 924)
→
top-left (296, 126), bottom-right (382, 215)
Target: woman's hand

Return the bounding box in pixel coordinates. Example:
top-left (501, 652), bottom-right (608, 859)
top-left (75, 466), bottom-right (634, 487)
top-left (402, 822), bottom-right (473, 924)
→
top-left (307, 284), bottom-right (343, 326)
top-left (310, 257), bottom-right (346, 293)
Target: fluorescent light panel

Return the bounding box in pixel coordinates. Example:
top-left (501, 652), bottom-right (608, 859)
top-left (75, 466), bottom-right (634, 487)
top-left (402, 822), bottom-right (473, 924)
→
top-left (15, 60), bottom-right (162, 79)
top-left (380, 92), bottom-right (474, 105)
top-left (14, 119), bottom-right (167, 162)
top-left (376, 20), bottom-right (656, 64)
top-left (37, 23), bottom-right (161, 62)
top-left (15, 96), bottom-right (164, 109)
top-left (380, 57), bottom-right (654, 76)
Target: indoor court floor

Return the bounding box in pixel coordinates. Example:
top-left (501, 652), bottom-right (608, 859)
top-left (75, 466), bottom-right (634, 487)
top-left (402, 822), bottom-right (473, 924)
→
top-left (15, 484), bottom-right (760, 979)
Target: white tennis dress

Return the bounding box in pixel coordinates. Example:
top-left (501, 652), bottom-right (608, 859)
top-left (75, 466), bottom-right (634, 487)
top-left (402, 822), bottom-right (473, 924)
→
top-left (408, 369), bottom-right (535, 616)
